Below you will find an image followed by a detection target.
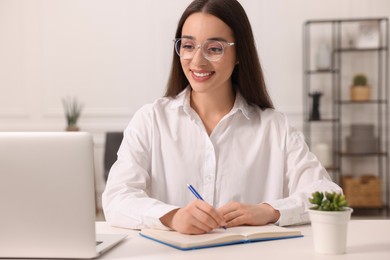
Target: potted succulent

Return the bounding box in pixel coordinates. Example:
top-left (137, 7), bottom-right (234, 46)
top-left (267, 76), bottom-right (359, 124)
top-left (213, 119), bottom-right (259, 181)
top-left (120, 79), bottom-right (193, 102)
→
top-left (308, 191), bottom-right (353, 254)
top-left (62, 97), bottom-right (83, 131)
top-left (350, 73), bottom-right (371, 101)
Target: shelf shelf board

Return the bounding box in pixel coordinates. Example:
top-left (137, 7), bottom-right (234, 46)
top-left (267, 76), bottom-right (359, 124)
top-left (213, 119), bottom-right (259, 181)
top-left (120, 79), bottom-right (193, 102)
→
top-left (335, 46), bottom-right (388, 52)
top-left (338, 100), bottom-right (388, 104)
top-left (305, 69), bottom-right (339, 74)
top-left (307, 118), bottom-right (338, 123)
top-left (305, 17), bottom-right (388, 24)
top-left (347, 205), bottom-right (387, 210)
top-left (338, 151), bottom-right (388, 157)
top-left (325, 166), bottom-right (339, 171)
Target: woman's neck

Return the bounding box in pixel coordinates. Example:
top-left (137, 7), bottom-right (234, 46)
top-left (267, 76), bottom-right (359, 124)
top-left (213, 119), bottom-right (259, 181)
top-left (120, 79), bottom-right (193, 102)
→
top-left (190, 87), bottom-right (235, 135)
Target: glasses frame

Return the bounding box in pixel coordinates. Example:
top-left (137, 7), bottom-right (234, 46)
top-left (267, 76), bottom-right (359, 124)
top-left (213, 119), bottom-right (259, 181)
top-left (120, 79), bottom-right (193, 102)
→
top-left (174, 38), bottom-right (235, 62)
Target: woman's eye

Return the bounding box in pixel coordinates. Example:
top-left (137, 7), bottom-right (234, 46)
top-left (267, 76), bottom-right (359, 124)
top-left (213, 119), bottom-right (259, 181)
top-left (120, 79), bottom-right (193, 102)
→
top-left (208, 47), bottom-right (223, 54)
top-left (182, 43), bottom-right (195, 50)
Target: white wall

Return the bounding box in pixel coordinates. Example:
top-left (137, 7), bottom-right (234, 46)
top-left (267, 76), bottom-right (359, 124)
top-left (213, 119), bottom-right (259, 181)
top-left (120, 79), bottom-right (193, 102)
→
top-left (1, 0), bottom-right (390, 210)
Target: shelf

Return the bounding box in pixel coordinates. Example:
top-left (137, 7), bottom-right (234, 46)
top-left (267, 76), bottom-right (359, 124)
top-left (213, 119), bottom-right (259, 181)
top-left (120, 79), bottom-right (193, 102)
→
top-left (335, 47), bottom-right (388, 52)
top-left (305, 17), bottom-right (388, 24)
top-left (338, 152), bottom-right (388, 157)
top-left (305, 69), bottom-right (339, 74)
top-left (307, 118), bottom-right (339, 123)
top-left (348, 205), bottom-right (385, 210)
top-left (303, 18), bottom-right (389, 215)
top-left (337, 100), bottom-right (388, 104)
top-left (325, 166), bottom-right (340, 171)
top-left (349, 205), bottom-right (389, 212)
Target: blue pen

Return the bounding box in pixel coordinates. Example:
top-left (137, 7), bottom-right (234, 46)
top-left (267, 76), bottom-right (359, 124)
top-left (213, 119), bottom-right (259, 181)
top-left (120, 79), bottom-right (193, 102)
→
top-left (186, 184), bottom-right (227, 229)
top-left (187, 184), bottom-right (204, 200)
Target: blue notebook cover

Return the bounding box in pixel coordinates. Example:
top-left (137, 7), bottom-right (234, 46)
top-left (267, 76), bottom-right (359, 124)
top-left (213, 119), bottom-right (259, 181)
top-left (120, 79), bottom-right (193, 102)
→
top-left (139, 225), bottom-right (303, 250)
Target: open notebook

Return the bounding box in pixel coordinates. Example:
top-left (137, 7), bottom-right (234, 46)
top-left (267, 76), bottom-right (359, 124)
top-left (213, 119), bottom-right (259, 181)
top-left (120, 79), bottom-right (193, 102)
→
top-left (140, 224), bottom-right (303, 250)
top-left (0, 132), bottom-right (126, 258)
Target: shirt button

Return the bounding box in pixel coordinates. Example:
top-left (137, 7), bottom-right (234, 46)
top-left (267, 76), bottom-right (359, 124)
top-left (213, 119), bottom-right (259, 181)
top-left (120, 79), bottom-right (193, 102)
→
top-left (205, 175), bottom-right (212, 181)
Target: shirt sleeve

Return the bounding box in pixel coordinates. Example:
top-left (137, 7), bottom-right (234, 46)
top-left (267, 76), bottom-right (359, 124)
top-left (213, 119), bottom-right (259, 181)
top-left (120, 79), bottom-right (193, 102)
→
top-left (266, 115), bottom-right (342, 226)
top-left (102, 105), bottom-right (178, 230)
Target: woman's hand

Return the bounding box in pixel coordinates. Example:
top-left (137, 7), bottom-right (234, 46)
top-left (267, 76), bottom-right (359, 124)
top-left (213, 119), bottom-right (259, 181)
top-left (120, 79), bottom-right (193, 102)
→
top-left (217, 202), bottom-right (280, 228)
top-left (160, 200), bottom-right (227, 234)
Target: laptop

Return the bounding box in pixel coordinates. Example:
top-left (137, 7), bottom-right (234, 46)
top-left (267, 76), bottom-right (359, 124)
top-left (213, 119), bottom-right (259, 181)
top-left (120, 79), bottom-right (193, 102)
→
top-left (0, 132), bottom-right (126, 258)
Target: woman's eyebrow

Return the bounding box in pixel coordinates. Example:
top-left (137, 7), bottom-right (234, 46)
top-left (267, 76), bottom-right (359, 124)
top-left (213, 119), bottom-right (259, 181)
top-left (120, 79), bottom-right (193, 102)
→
top-left (181, 35), bottom-right (194, 39)
top-left (181, 35), bottom-right (229, 42)
top-left (207, 37), bottom-right (229, 42)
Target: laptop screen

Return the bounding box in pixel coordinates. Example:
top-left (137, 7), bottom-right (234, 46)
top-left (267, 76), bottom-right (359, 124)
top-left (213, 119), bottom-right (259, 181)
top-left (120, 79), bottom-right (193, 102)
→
top-left (0, 132), bottom-right (98, 258)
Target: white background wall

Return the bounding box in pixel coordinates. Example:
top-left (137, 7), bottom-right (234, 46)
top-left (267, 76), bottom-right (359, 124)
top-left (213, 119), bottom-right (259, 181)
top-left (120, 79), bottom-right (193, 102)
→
top-left (1, 0), bottom-right (390, 211)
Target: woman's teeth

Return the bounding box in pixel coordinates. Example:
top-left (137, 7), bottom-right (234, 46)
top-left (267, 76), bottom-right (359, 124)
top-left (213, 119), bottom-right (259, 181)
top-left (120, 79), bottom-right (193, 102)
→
top-left (193, 72), bottom-right (212, 77)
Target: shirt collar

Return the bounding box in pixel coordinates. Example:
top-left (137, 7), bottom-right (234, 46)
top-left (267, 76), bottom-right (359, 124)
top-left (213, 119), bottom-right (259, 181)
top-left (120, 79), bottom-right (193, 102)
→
top-left (169, 86), bottom-right (252, 120)
top-left (168, 86), bottom-right (191, 110)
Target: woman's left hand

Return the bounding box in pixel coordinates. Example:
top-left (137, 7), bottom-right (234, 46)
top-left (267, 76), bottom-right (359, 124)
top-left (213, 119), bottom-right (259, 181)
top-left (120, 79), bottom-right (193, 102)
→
top-left (217, 202), bottom-right (280, 228)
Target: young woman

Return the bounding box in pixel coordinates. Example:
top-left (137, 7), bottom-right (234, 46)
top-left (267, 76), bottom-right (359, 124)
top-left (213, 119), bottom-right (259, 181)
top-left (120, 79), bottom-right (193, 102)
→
top-left (102, 0), bottom-right (341, 235)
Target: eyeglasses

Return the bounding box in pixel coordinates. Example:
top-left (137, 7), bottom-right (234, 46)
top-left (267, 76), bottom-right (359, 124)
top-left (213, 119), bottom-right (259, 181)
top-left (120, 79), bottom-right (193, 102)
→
top-left (174, 38), bottom-right (235, 62)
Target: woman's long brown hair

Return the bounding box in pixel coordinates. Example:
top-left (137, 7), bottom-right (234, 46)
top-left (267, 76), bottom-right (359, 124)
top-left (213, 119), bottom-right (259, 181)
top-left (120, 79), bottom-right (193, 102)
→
top-left (165, 0), bottom-right (274, 109)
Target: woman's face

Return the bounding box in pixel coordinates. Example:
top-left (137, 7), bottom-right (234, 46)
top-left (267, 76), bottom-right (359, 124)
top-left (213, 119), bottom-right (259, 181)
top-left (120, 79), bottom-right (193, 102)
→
top-left (180, 12), bottom-right (236, 95)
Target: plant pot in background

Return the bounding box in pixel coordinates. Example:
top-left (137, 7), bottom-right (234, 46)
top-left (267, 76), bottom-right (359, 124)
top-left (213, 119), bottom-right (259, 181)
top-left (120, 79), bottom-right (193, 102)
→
top-left (309, 208), bottom-right (353, 254)
top-left (350, 85), bottom-right (371, 101)
top-left (62, 97), bottom-right (83, 132)
top-left (350, 74), bottom-right (370, 101)
top-left (66, 125), bottom-right (80, 131)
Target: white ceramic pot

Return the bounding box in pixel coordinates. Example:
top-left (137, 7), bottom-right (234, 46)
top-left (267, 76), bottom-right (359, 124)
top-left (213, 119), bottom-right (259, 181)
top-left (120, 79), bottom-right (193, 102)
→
top-left (316, 43), bottom-right (332, 70)
top-left (308, 208), bottom-right (353, 254)
top-left (312, 143), bottom-right (332, 168)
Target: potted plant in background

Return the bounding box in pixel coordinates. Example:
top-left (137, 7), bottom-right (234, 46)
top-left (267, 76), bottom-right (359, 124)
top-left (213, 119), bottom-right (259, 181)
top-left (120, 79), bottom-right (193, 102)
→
top-left (350, 73), bottom-right (371, 101)
top-left (62, 97), bottom-right (83, 131)
top-left (308, 191), bottom-right (353, 254)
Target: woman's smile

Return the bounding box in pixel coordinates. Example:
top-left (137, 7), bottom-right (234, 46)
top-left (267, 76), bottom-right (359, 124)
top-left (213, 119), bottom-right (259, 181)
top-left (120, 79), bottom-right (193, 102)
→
top-left (190, 69), bottom-right (215, 82)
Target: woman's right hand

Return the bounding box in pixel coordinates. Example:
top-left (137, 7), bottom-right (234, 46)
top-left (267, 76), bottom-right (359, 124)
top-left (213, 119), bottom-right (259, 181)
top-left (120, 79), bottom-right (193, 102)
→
top-left (160, 200), bottom-right (227, 234)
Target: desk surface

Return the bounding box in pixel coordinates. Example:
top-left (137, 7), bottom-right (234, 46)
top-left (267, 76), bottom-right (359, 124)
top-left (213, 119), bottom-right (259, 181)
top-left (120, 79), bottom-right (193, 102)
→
top-left (96, 219), bottom-right (390, 260)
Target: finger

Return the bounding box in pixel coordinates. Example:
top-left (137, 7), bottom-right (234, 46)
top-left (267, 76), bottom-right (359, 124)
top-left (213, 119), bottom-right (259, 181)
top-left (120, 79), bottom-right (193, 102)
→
top-left (188, 215), bottom-right (215, 233)
top-left (223, 210), bottom-right (241, 223)
top-left (190, 226), bottom-right (209, 235)
top-left (185, 217), bottom-right (212, 234)
top-left (226, 215), bottom-right (247, 228)
top-left (218, 201), bottom-right (243, 216)
top-left (179, 220), bottom-right (209, 235)
top-left (173, 206), bottom-right (214, 234)
top-left (193, 203), bottom-right (223, 229)
top-left (195, 200), bottom-right (226, 227)
top-left (218, 202), bottom-right (243, 223)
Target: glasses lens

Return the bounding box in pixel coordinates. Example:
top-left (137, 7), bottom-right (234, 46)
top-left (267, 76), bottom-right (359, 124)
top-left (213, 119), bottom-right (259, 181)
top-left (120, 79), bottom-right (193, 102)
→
top-left (174, 39), bottom-right (228, 61)
top-left (175, 38), bottom-right (196, 59)
top-left (202, 40), bottom-right (224, 61)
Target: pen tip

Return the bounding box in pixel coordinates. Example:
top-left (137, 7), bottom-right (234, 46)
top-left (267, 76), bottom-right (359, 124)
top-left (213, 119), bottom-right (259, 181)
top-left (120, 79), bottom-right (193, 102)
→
top-left (186, 183), bottom-right (190, 187)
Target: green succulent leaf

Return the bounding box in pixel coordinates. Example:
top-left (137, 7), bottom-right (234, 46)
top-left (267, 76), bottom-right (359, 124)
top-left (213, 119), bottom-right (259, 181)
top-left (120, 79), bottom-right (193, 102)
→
top-left (309, 191), bottom-right (349, 211)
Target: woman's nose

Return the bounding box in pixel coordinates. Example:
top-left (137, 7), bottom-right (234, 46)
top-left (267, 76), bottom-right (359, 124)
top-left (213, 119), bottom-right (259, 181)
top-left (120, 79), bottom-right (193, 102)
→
top-left (191, 46), bottom-right (208, 66)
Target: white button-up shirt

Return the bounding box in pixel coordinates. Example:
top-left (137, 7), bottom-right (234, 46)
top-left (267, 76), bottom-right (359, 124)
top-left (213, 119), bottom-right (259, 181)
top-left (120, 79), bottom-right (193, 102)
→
top-left (102, 87), bottom-right (341, 230)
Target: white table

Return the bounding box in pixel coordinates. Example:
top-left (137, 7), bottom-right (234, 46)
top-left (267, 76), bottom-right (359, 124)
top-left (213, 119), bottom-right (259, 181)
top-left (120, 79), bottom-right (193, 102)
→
top-left (96, 220), bottom-right (390, 260)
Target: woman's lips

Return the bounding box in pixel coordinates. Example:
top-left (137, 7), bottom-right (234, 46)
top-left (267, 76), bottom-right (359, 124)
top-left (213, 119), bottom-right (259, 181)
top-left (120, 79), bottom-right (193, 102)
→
top-left (191, 70), bottom-right (214, 82)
